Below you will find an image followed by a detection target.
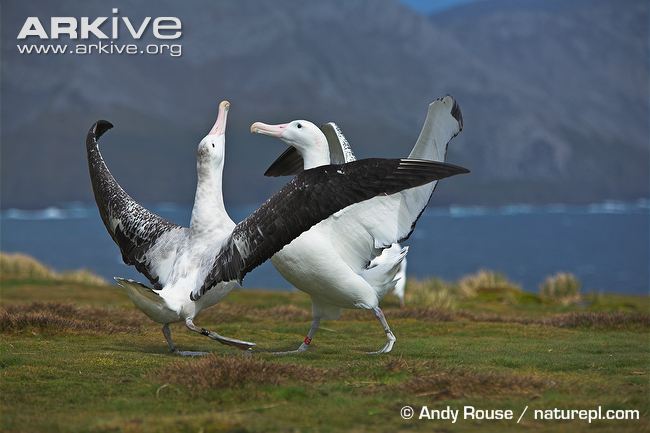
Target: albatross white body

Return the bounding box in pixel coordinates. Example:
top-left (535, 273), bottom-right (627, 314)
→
top-left (252, 96), bottom-right (464, 353)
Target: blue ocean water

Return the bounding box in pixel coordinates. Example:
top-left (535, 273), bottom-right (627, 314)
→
top-left (1, 201), bottom-right (648, 295)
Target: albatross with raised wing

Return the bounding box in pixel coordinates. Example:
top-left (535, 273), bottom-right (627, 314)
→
top-left (87, 99), bottom-right (468, 355)
top-left (250, 96), bottom-right (465, 354)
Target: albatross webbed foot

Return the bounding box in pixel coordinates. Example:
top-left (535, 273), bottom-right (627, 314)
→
top-left (185, 318), bottom-right (256, 351)
top-left (366, 331), bottom-right (396, 355)
top-left (162, 323), bottom-right (211, 356)
top-left (366, 307), bottom-right (396, 355)
top-left (208, 334), bottom-right (256, 351)
top-left (272, 342), bottom-right (311, 356)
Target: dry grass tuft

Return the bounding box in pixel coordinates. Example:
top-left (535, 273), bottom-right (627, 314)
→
top-left (403, 271), bottom-right (523, 309)
top-left (0, 252), bottom-right (107, 285)
top-left (0, 302), bottom-right (145, 333)
top-left (404, 278), bottom-right (457, 310)
top-left (400, 368), bottom-right (550, 399)
top-left (457, 269), bottom-right (522, 297)
top-left (540, 272), bottom-right (582, 305)
top-left (58, 269), bottom-right (108, 286)
top-left (1, 252), bottom-right (55, 279)
top-left (158, 354), bottom-right (331, 390)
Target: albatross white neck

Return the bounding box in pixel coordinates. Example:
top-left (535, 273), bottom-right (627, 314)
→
top-left (299, 133), bottom-right (331, 170)
top-left (190, 156), bottom-right (230, 237)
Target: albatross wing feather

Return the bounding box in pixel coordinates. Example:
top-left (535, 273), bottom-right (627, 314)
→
top-left (86, 121), bottom-right (187, 289)
top-left (193, 158), bottom-right (468, 300)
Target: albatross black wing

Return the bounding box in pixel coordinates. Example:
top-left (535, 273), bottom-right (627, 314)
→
top-left (263, 122), bottom-right (355, 177)
top-left (263, 146), bottom-right (304, 177)
top-left (193, 158), bottom-right (469, 300)
top-left (86, 120), bottom-right (187, 289)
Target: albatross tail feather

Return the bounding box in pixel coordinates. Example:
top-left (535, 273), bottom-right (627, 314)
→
top-left (362, 245), bottom-right (409, 300)
top-left (114, 277), bottom-right (177, 324)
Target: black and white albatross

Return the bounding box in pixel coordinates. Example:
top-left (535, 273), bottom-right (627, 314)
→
top-left (250, 96), bottom-right (465, 354)
top-left (86, 100), bottom-right (470, 355)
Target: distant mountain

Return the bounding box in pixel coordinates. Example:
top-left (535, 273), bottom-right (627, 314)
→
top-left (1, 0), bottom-right (647, 209)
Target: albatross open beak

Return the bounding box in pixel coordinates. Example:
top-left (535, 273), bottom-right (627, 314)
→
top-left (250, 122), bottom-right (287, 138)
top-left (209, 100), bottom-right (230, 136)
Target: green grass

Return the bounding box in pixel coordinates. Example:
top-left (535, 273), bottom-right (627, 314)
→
top-left (1, 275), bottom-right (649, 433)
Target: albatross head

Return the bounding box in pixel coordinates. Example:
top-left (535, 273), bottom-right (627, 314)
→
top-left (250, 120), bottom-right (329, 169)
top-left (198, 100), bottom-right (229, 165)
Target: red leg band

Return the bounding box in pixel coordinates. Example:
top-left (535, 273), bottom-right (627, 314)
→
top-left (303, 336), bottom-right (312, 345)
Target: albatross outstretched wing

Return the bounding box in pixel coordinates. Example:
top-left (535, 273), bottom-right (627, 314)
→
top-left (263, 122), bottom-right (354, 177)
top-left (193, 158), bottom-right (469, 300)
top-left (86, 120), bottom-right (187, 289)
top-left (322, 96), bottom-right (464, 273)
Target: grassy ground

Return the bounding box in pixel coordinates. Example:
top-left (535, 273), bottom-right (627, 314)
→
top-left (1, 273), bottom-right (649, 432)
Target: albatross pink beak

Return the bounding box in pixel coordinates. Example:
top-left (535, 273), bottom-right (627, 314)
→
top-left (209, 100), bottom-right (230, 136)
top-left (250, 122), bottom-right (287, 138)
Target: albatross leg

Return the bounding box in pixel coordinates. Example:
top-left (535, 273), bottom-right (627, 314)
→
top-left (162, 323), bottom-right (209, 357)
top-left (185, 318), bottom-right (256, 351)
top-left (273, 317), bottom-right (321, 355)
top-left (162, 323), bottom-right (176, 352)
top-left (367, 307), bottom-right (396, 354)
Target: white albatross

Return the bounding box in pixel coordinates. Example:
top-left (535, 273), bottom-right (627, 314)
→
top-left (265, 123), bottom-right (410, 308)
top-left (86, 99), bottom-right (468, 355)
top-left (251, 96), bottom-right (464, 354)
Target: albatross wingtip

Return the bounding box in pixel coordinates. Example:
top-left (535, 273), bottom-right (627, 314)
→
top-left (450, 99), bottom-right (463, 131)
top-left (92, 120), bottom-right (114, 138)
top-left (86, 120), bottom-right (114, 149)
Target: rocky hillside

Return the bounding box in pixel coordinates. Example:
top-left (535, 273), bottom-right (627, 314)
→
top-left (1, 0), bottom-right (647, 208)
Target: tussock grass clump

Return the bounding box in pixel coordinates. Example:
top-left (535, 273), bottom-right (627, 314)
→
top-left (0, 302), bottom-right (144, 333)
top-left (400, 368), bottom-right (549, 399)
top-left (404, 278), bottom-right (457, 310)
top-left (0, 253), bottom-right (56, 279)
top-left (403, 271), bottom-right (524, 309)
top-left (58, 270), bottom-right (108, 286)
top-left (0, 252), bottom-right (107, 285)
top-left (159, 354), bottom-right (330, 390)
top-left (540, 272), bottom-right (582, 305)
top-left (457, 269), bottom-right (522, 297)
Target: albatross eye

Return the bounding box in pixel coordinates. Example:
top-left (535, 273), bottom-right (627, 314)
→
top-left (212, 143), bottom-right (215, 148)
top-left (296, 123), bottom-right (302, 129)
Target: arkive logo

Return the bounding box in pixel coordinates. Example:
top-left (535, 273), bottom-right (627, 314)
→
top-left (16, 8), bottom-right (183, 57)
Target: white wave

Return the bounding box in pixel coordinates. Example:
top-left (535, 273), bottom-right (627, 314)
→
top-left (1, 205), bottom-right (94, 220)
top-left (426, 200), bottom-right (650, 218)
top-left (2, 199), bottom-right (648, 221)
top-left (500, 204), bottom-right (535, 215)
top-left (587, 201), bottom-right (634, 214)
top-left (448, 205), bottom-right (491, 217)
